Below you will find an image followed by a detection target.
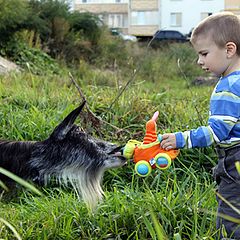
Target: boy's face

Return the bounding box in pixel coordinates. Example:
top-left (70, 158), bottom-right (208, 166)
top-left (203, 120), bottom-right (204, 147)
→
top-left (192, 35), bottom-right (230, 77)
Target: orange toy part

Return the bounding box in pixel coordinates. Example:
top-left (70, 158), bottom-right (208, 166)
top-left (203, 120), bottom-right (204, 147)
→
top-left (143, 113), bottom-right (158, 144)
top-left (133, 111), bottom-right (179, 168)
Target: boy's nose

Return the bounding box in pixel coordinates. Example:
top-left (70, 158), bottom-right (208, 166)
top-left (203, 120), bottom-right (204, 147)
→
top-left (197, 57), bottom-right (203, 66)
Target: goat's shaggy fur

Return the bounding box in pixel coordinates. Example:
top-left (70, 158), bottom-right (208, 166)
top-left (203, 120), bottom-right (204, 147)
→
top-left (0, 101), bottom-right (126, 208)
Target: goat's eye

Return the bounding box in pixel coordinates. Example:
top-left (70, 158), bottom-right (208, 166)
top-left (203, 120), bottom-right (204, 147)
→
top-left (97, 142), bottom-right (106, 149)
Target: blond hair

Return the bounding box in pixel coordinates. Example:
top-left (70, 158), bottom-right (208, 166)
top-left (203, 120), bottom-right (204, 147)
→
top-left (191, 12), bottom-right (240, 55)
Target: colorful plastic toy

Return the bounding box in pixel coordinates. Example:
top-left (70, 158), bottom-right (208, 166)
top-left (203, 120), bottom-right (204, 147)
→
top-left (123, 111), bottom-right (179, 177)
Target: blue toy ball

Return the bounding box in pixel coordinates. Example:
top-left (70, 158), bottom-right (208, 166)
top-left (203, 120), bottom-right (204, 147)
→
top-left (155, 153), bottom-right (171, 170)
top-left (137, 164), bottom-right (148, 175)
top-left (135, 160), bottom-right (152, 177)
top-left (156, 157), bottom-right (168, 167)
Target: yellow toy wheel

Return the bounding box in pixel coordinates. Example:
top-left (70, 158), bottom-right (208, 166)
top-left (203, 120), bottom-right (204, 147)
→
top-left (155, 153), bottom-right (171, 170)
top-left (135, 160), bottom-right (152, 177)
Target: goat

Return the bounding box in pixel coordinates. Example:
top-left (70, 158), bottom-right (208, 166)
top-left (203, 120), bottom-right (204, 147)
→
top-left (0, 101), bottom-right (126, 208)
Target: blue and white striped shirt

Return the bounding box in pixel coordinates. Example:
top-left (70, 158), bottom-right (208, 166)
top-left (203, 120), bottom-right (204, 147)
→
top-left (175, 71), bottom-right (240, 149)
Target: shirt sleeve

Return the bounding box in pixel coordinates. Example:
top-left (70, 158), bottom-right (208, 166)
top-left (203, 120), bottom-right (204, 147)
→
top-left (174, 91), bottom-right (239, 149)
top-left (175, 126), bottom-right (214, 149)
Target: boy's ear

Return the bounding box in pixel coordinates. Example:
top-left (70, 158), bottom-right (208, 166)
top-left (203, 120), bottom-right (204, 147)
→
top-left (226, 42), bottom-right (237, 58)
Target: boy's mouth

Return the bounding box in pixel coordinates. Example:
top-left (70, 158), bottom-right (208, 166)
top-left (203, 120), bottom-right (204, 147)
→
top-left (202, 67), bottom-right (209, 72)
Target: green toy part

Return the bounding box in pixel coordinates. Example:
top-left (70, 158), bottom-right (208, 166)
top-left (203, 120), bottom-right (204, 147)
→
top-left (123, 140), bottom-right (141, 159)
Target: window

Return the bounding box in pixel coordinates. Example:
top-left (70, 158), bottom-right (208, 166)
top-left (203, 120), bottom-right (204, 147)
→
top-left (170, 13), bottom-right (182, 27)
top-left (131, 11), bottom-right (158, 25)
top-left (116, 15), bottom-right (121, 26)
top-left (108, 14), bottom-right (128, 28)
top-left (109, 15), bottom-right (115, 27)
top-left (200, 12), bottom-right (212, 20)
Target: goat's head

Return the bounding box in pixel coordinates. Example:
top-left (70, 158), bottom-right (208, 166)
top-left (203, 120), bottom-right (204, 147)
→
top-left (30, 101), bottom-right (126, 208)
top-left (48, 101), bottom-right (126, 170)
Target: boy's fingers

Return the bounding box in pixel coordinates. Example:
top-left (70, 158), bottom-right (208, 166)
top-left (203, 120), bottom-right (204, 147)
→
top-left (161, 134), bottom-right (176, 149)
top-left (161, 134), bottom-right (169, 140)
top-left (161, 141), bottom-right (170, 149)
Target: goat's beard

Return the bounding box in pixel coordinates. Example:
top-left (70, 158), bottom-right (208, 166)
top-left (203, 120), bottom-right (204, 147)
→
top-left (56, 167), bottom-right (105, 209)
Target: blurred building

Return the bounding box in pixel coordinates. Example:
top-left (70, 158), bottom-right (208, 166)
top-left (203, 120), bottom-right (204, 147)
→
top-left (72, 0), bottom-right (231, 37)
top-left (74, 0), bottom-right (129, 34)
top-left (225, 0), bottom-right (240, 15)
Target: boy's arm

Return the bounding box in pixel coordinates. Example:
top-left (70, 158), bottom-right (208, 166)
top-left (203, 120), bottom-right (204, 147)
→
top-left (174, 126), bottom-right (214, 149)
top-left (160, 126), bottom-right (214, 150)
top-left (161, 79), bottom-right (240, 150)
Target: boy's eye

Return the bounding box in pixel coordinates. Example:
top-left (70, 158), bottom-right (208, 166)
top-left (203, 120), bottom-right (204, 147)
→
top-left (201, 52), bottom-right (208, 56)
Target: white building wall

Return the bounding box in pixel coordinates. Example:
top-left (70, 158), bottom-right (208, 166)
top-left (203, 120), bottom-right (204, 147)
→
top-left (160, 0), bottom-right (225, 35)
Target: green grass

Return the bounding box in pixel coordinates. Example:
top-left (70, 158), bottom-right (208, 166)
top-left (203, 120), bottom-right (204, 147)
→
top-left (0, 43), bottom-right (220, 239)
top-left (0, 171), bottom-right (216, 239)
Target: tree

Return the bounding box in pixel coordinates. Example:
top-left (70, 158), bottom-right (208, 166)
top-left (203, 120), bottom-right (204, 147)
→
top-left (0, 0), bottom-right (29, 42)
top-left (26, 0), bottom-right (70, 41)
top-left (69, 12), bottom-right (102, 45)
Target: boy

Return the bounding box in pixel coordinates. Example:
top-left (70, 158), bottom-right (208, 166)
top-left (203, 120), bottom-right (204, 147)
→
top-left (161, 12), bottom-right (240, 239)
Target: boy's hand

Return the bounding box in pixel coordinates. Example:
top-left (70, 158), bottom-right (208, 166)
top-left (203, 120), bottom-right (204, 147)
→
top-left (160, 133), bottom-right (177, 150)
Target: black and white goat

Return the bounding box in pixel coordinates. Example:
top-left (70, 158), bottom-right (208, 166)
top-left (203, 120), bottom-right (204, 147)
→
top-left (0, 101), bottom-right (126, 208)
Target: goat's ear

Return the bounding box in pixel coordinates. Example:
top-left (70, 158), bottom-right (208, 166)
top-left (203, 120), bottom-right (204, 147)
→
top-left (50, 101), bottom-right (86, 140)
